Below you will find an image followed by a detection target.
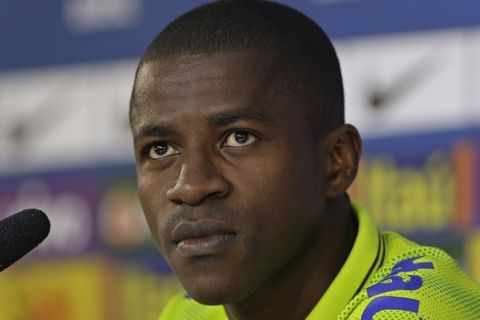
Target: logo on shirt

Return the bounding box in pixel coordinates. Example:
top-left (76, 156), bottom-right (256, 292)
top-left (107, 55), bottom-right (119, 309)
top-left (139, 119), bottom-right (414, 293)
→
top-left (361, 256), bottom-right (434, 320)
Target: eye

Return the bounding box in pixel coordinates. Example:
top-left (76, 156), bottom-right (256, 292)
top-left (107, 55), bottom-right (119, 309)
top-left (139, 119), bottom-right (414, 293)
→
top-left (145, 142), bottom-right (179, 160)
top-left (223, 130), bottom-right (258, 148)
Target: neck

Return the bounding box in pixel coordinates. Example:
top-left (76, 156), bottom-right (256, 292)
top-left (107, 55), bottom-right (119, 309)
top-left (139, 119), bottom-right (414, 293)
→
top-left (224, 195), bottom-right (357, 320)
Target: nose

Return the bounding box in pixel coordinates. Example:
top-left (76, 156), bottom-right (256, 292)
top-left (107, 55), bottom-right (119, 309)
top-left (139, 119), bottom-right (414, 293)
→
top-left (166, 156), bottom-right (231, 206)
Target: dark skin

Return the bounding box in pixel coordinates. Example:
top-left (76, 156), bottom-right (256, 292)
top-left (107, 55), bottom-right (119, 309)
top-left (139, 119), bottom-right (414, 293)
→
top-left (131, 51), bottom-right (361, 320)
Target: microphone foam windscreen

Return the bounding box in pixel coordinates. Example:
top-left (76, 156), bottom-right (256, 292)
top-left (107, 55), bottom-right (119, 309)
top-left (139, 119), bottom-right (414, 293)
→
top-left (0, 209), bottom-right (50, 271)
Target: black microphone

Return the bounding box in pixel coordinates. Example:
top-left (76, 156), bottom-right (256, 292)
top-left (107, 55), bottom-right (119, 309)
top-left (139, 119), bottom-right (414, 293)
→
top-left (0, 209), bottom-right (51, 271)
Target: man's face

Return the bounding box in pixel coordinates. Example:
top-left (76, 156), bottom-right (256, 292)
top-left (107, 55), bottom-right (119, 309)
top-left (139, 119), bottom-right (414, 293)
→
top-left (131, 51), bottom-right (328, 304)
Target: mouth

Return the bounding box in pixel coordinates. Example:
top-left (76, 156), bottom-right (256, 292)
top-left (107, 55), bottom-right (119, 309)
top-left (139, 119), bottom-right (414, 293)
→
top-left (171, 221), bottom-right (236, 256)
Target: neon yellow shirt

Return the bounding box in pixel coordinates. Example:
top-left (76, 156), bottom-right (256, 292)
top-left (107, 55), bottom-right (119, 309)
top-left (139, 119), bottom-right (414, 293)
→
top-left (159, 204), bottom-right (480, 319)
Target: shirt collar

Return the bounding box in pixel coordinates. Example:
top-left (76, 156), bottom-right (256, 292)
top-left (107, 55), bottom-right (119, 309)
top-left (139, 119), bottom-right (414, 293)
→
top-left (306, 203), bottom-right (384, 319)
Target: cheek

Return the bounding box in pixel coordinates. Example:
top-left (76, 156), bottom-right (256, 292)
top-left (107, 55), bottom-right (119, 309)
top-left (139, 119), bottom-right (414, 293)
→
top-left (136, 172), bottom-right (170, 247)
top-left (251, 153), bottom-right (322, 241)
top-left (258, 154), bottom-right (319, 207)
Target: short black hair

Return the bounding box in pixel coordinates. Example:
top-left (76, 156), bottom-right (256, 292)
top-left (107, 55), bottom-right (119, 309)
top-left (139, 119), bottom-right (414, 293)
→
top-left (130, 0), bottom-right (344, 134)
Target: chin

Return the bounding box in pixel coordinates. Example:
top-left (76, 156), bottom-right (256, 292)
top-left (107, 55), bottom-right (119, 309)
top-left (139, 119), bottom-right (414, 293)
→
top-left (182, 278), bottom-right (248, 306)
top-left (188, 292), bottom-right (228, 306)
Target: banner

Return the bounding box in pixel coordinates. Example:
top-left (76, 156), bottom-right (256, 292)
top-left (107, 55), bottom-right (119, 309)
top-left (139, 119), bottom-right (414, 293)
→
top-left (2, 0), bottom-right (480, 71)
top-left (350, 127), bottom-right (480, 234)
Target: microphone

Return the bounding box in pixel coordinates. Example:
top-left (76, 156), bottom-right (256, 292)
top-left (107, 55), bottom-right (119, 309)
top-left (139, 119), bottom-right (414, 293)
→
top-left (0, 209), bottom-right (51, 271)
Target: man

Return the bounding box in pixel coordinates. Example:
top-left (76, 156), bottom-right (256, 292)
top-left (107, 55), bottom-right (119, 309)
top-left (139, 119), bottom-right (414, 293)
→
top-left (129, 1), bottom-right (480, 319)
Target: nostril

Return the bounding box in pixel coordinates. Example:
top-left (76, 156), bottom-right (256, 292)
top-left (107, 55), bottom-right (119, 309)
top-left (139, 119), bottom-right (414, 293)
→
top-left (170, 198), bottom-right (184, 206)
top-left (167, 183), bottom-right (226, 206)
top-left (166, 163), bottom-right (231, 206)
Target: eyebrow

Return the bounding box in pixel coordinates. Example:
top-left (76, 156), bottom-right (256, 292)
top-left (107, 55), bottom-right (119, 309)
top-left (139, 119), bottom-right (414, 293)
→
top-left (134, 125), bottom-right (176, 144)
top-left (207, 107), bottom-right (270, 127)
top-left (134, 107), bottom-right (269, 144)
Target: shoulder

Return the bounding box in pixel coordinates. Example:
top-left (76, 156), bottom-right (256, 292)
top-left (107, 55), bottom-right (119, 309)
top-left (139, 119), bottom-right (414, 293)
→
top-left (159, 293), bottom-right (226, 320)
top-left (341, 232), bottom-right (480, 320)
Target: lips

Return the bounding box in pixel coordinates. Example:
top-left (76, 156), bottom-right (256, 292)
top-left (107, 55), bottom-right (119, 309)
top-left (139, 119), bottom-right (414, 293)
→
top-left (171, 220), bottom-right (236, 255)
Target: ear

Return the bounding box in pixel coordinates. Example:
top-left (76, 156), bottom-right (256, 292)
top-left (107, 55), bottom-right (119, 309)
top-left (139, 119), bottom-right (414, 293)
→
top-left (324, 124), bottom-right (362, 198)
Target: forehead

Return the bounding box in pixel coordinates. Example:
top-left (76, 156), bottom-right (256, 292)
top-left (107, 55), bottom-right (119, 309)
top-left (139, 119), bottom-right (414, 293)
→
top-left (136, 51), bottom-right (268, 92)
top-left (130, 51), bottom-right (299, 132)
